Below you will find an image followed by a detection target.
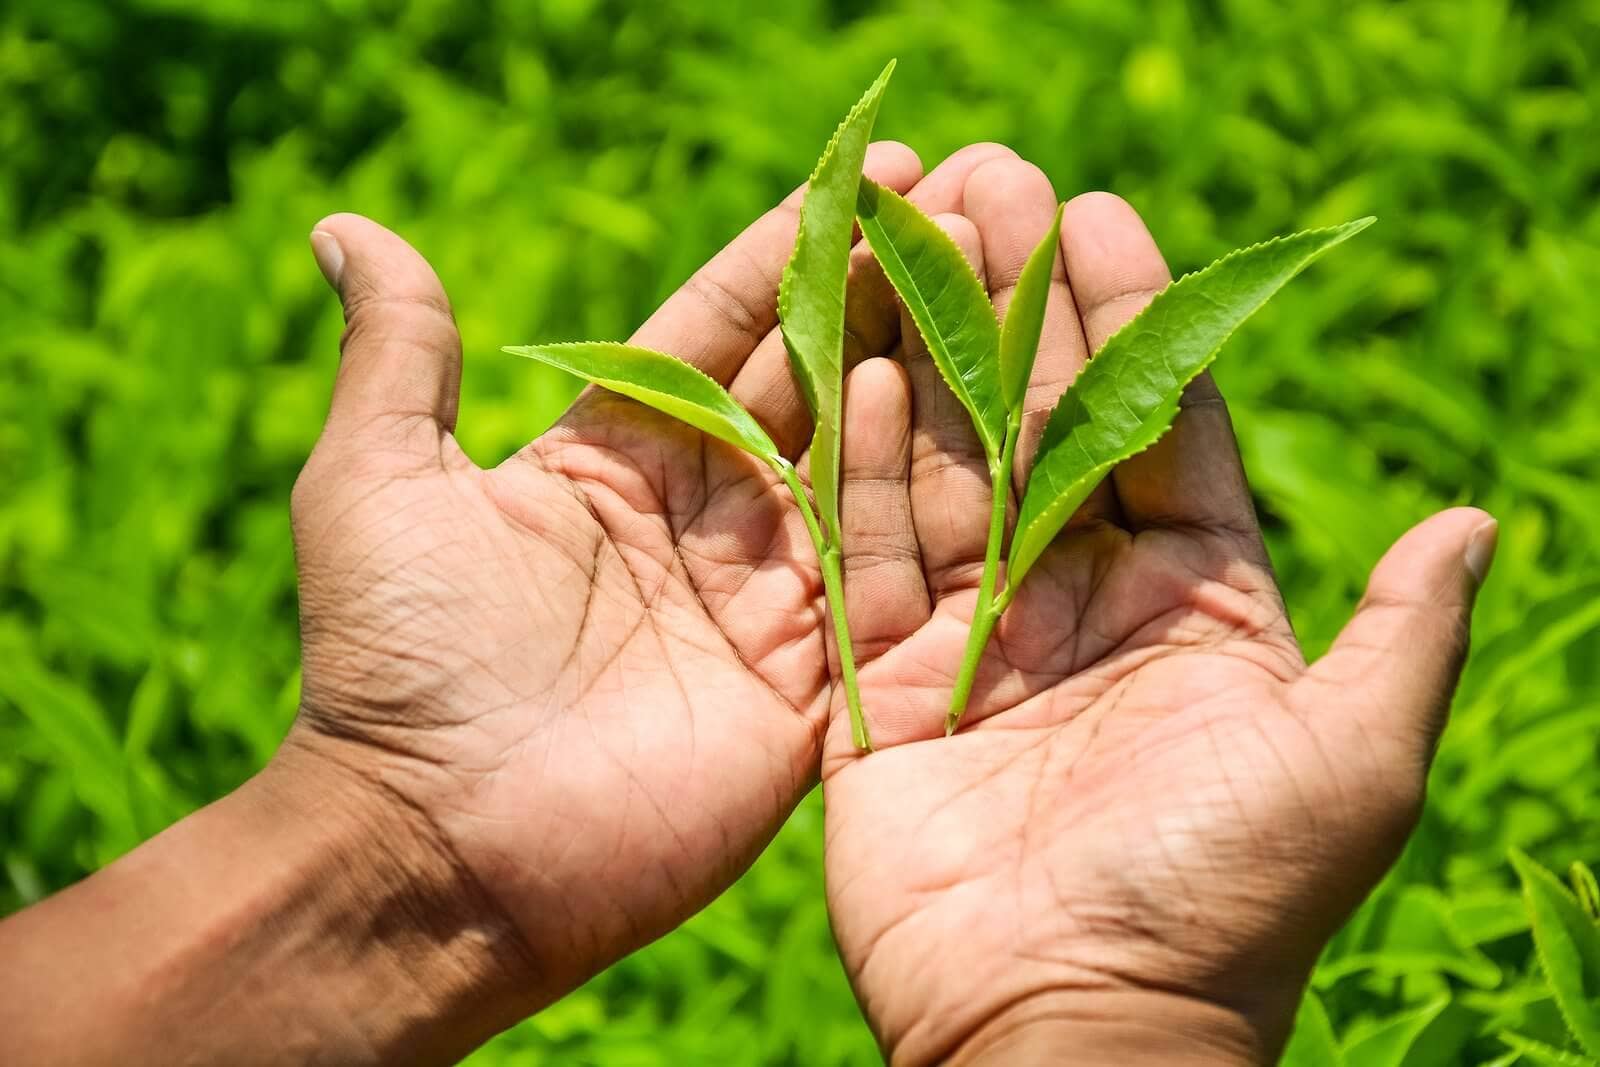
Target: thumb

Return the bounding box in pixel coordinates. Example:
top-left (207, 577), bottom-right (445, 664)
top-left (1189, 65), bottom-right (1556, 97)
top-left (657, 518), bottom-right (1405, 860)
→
top-left (1300, 506), bottom-right (1498, 768)
top-left (310, 213), bottom-right (462, 447)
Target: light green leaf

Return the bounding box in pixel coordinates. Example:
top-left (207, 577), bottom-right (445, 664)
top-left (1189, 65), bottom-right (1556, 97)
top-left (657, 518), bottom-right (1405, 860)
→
top-left (998, 203), bottom-right (1063, 413)
top-left (1511, 848), bottom-right (1600, 1058)
top-left (1313, 884), bottom-right (1502, 989)
top-left (1281, 990), bottom-right (1345, 1067)
top-left (1340, 994), bottom-right (1472, 1067)
top-left (1499, 1031), bottom-right (1600, 1067)
top-left (778, 60), bottom-right (893, 534)
top-left (504, 342), bottom-right (779, 462)
top-left (1572, 862), bottom-right (1600, 921)
top-left (856, 177), bottom-right (1005, 459)
top-left (1007, 217), bottom-right (1374, 587)
top-left (0, 651), bottom-right (137, 848)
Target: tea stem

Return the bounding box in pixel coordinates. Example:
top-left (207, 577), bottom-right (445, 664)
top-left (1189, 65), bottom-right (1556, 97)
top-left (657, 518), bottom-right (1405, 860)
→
top-left (776, 460), bottom-right (871, 751)
top-left (947, 411), bottom-right (1021, 735)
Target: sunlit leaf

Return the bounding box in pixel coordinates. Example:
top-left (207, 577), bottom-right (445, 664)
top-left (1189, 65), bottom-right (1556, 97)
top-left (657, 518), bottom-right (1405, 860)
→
top-left (1512, 849), bottom-right (1600, 1057)
top-left (1498, 1031), bottom-right (1600, 1066)
top-left (1341, 995), bottom-right (1472, 1067)
top-left (856, 177), bottom-right (1004, 459)
top-left (504, 342), bottom-right (779, 462)
top-left (1281, 990), bottom-right (1345, 1067)
top-left (1572, 862), bottom-right (1600, 921)
top-left (778, 60), bottom-right (894, 534)
top-left (998, 203), bottom-right (1063, 412)
top-left (1008, 217), bottom-right (1375, 587)
top-left (1314, 885), bottom-right (1502, 989)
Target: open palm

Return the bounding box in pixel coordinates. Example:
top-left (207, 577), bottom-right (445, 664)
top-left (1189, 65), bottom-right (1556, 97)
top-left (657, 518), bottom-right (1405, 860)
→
top-left (822, 161), bottom-right (1494, 1065)
top-left (286, 144), bottom-right (1045, 1007)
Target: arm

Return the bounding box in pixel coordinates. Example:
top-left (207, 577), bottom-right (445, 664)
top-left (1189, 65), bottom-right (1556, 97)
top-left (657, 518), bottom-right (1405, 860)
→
top-left (0, 740), bottom-right (533, 1065)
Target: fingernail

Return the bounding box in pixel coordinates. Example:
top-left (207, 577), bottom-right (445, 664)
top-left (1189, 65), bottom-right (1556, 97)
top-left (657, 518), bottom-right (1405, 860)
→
top-left (1464, 517), bottom-right (1498, 586)
top-left (309, 229), bottom-right (345, 291)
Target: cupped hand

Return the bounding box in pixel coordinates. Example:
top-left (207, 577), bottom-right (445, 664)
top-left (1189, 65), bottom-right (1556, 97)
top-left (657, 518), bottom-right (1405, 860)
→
top-left (822, 160), bottom-right (1497, 1064)
top-left (283, 142), bottom-right (1045, 1011)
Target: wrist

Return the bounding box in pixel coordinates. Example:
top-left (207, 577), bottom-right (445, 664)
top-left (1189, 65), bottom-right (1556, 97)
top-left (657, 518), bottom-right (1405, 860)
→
top-left (0, 730), bottom-right (537, 1066)
top-left (252, 729), bottom-right (541, 1059)
top-left (942, 990), bottom-right (1269, 1067)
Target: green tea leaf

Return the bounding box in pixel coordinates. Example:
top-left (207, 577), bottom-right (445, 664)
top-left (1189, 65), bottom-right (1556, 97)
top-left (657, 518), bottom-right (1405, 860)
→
top-left (1313, 884), bottom-right (1502, 989)
top-left (778, 60), bottom-right (894, 534)
top-left (1340, 995), bottom-right (1472, 1067)
top-left (1512, 849), bottom-right (1600, 1057)
top-left (998, 203), bottom-right (1063, 413)
top-left (1571, 862), bottom-right (1600, 921)
top-left (1007, 217), bottom-right (1374, 587)
top-left (504, 342), bottom-right (779, 462)
top-left (1281, 990), bottom-right (1345, 1067)
top-left (1498, 1031), bottom-right (1600, 1067)
top-left (856, 177), bottom-right (1005, 459)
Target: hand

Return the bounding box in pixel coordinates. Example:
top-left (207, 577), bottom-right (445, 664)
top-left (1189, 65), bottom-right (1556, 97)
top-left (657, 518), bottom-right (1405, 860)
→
top-left (285, 142), bottom-right (1040, 1025)
top-left (820, 159), bottom-right (1497, 1064)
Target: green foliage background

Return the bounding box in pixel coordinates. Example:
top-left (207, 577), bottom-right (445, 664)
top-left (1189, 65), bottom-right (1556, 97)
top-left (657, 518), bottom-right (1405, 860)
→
top-left (2, 0), bottom-right (1597, 1062)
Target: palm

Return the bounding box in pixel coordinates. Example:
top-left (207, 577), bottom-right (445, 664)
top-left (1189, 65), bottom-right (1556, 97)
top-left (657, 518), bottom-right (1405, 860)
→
top-left (287, 141), bottom-right (957, 1001)
top-left (818, 171), bottom-right (1486, 1065)
top-left (298, 390), bottom-right (829, 960)
top-left (826, 522), bottom-right (1369, 1062)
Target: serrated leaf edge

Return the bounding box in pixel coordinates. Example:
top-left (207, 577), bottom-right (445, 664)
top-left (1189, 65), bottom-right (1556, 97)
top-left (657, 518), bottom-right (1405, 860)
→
top-left (776, 59), bottom-right (897, 371)
top-left (1511, 848), bottom-right (1600, 1061)
top-left (1498, 1030), bottom-right (1600, 1067)
top-left (857, 177), bottom-right (1003, 456)
top-left (1006, 397), bottom-right (1178, 585)
top-left (1008, 216), bottom-right (1375, 585)
top-left (1090, 216), bottom-right (1376, 365)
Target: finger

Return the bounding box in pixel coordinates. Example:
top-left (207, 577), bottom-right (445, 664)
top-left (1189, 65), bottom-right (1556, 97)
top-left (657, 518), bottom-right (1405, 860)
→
top-left (838, 358), bottom-right (927, 665)
top-left (310, 213), bottom-right (462, 449)
top-left (634, 140), bottom-right (922, 393)
top-left (1059, 192), bottom-right (1258, 539)
top-left (1298, 508), bottom-right (1497, 774)
top-left (729, 142), bottom-right (1018, 458)
top-left (903, 213), bottom-right (996, 600)
top-left (962, 159), bottom-right (1121, 527)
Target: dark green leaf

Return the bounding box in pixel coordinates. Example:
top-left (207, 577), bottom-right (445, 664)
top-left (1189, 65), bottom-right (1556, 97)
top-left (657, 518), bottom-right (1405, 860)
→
top-left (1008, 218), bottom-right (1375, 587)
top-left (856, 177), bottom-right (1004, 459)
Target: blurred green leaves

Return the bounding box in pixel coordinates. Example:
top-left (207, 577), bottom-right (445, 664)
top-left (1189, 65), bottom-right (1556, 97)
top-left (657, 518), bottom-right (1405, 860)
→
top-left (3, 0), bottom-right (1599, 1063)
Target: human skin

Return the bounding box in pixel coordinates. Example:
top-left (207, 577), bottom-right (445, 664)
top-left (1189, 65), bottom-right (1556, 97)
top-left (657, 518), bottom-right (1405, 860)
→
top-left (0, 139), bottom-right (1019, 1065)
top-left (816, 157), bottom-right (1497, 1065)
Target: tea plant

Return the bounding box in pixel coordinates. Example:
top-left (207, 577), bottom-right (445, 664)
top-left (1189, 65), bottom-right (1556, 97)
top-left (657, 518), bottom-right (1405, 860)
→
top-left (858, 187), bottom-right (1374, 731)
top-left (508, 63), bottom-right (895, 751)
top-left (511, 61), bottom-right (1377, 742)
top-left (1493, 852), bottom-right (1600, 1064)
